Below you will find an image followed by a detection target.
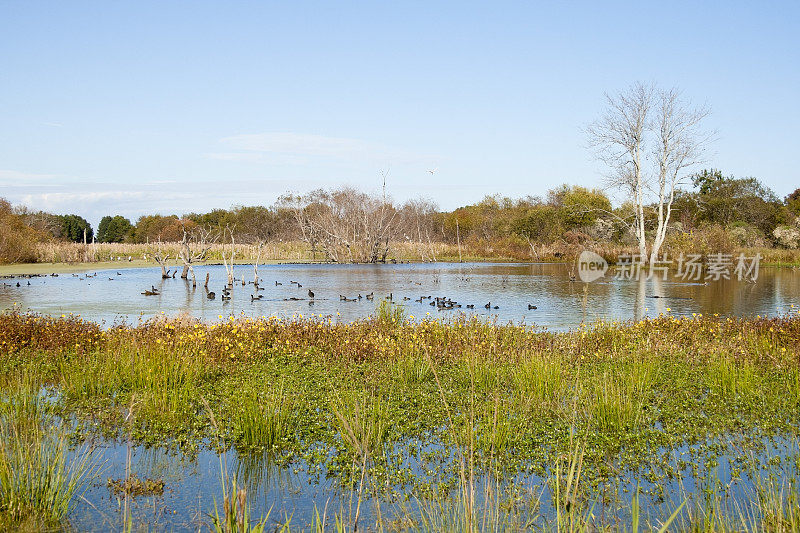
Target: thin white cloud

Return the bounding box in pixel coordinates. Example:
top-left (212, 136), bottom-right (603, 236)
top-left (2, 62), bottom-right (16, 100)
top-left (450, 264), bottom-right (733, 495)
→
top-left (212, 132), bottom-right (425, 164)
top-left (19, 191), bottom-right (148, 210)
top-left (205, 152), bottom-right (267, 162)
top-left (0, 169), bottom-right (60, 185)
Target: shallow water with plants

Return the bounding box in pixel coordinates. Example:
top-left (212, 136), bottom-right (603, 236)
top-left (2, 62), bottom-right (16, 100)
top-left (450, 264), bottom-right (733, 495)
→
top-left (1, 262), bottom-right (799, 329)
top-left (1, 308), bottom-right (799, 531)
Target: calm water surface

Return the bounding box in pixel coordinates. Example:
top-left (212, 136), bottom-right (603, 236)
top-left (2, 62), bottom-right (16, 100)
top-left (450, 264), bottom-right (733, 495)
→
top-left (67, 436), bottom-right (799, 531)
top-left (1, 262), bottom-right (798, 328)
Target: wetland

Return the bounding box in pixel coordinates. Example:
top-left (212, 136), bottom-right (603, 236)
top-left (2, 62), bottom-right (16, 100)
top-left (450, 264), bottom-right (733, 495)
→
top-left (1, 286), bottom-right (799, 530)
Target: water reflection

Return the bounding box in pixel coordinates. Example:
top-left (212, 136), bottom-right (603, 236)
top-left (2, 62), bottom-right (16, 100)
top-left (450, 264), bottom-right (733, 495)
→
top-left (68, 434), bottom-right (799, 532)
top-left (1, 263), bottom-right (798, 329)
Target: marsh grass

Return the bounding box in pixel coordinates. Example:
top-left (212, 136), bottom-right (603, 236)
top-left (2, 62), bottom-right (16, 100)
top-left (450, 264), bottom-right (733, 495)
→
top-left (210, 473), bottom-right (272, 533)
top-left (56, 342), bottom-right (210, 445)
top-left (744, 475), bottom-right (800, 531)
top-left (28, 240), bottom-right (800, 267)
top-left (513, 356), bottom-right (565, 408)
top-left (1, 310), bottom-right (800, 529)
top-left (792, 367), bottom-right (800, 402)
top-left (674, 472), bottom-right (800, 532)
top-left (330, 390), bottom-right (390, 464)
top-left (393, 355), bottom-right (434, 386)
top-left (377, 299), bottom-right (406, 328)
top-left (329, 388), bottom-right (391, 531)
top-left (230, 383), bottom-right (292, 451)
top-left (708, 355), bottom-right (759, 400)
top-left (204, 398), bottom-right (289, 533)
top-left (552, 438), bottom-right (591, 531)
top-left (411, 480), bottom-right (527, 533)
top-left (590, 362), bottom-right (654, 434)
top-left (0, 381), bottom-right (102, 529)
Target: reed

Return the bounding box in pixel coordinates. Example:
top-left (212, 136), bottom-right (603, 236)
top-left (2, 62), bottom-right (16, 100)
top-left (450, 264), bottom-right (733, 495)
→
top-left (0, 381), bottom-right (102, 529)
top-left (28, 239), bottom-right (800, 266)
top-left (210, 473), bottom-right (272, 533)
top-left (229, 383), bottom-right (291, 451)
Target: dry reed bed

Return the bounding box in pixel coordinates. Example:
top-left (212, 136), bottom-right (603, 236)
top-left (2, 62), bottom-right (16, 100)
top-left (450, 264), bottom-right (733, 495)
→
top-left (31, 240), bottom-right (800, 265)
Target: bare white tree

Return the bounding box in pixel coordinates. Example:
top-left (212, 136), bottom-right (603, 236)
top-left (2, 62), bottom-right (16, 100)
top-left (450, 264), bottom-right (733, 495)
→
top-left (220, 225), bottom-right (236, 287)
top-left (588, 82), bottom-right (711, 264)
top-left (649, 89), bottom-right (711, 263)
top-left (252, 241), bottom-right (264, 286)
top-left (588, 82), bottom-right (652, 261)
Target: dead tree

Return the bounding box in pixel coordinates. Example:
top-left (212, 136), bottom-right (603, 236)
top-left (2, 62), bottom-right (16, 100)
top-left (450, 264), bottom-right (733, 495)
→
top-left (252, 241), bottom-right (264, 286)
top-left (220, 225), bottom-right (236, 287)
top-left (178, 227), bottom-right (214, 288)
top-left (279, 186), bottom-right (397, 263)
top-left (400, 198), bottom-right (438, 262)
top-left (153, 245), bottom-right (171, 278)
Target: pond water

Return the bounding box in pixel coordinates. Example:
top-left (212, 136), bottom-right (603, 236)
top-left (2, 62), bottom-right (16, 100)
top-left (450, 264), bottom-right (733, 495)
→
top-left (1, 262), bottom-right (799, 328)
top-left (67, 435), bottom-right (799, 531)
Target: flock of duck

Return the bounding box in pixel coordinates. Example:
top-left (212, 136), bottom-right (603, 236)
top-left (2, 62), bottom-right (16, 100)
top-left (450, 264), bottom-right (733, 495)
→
top-left (181, 277), bottom-right (538, 312)
top-left (3, 271), bottom-right (541, 312)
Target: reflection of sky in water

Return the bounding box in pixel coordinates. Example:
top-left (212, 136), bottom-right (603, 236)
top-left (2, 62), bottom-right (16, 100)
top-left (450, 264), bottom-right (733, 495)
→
top-left (1, 263), bottom-right (798, 329)
top-left (71, 443), bottom-right (336, 531)
top-left (68, 434), bottom-right (799, 531)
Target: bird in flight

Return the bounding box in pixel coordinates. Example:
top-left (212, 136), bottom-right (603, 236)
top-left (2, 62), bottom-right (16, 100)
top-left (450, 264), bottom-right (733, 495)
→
top-left (427, 168), bottom-right (438, 175)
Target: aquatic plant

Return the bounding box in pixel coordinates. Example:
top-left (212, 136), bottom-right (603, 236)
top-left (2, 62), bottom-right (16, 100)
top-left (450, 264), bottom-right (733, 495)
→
top-left (0, 381), bottom-right (102, 529)
top-left (210, 474), bottom-right (272, 533)
top-left (1, 310), bottom-right (799, 528)
top-left (229, 382), bottom-right (292, 452)
top-left (107, 474), bottom-right (165, 497)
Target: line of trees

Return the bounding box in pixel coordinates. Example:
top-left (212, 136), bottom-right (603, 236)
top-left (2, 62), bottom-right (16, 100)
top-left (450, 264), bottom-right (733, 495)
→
top-left (19, 211), bottom-right (94, 243)
top-left (1, 174), bottom-right (798, 264)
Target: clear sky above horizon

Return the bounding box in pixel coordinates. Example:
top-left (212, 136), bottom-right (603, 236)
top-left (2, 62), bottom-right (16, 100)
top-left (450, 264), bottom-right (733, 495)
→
top-left (1, 1), bottom-right (798, 228)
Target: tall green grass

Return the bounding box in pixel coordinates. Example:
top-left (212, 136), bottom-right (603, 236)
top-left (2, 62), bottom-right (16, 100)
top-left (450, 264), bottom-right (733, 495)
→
top-left (0, 381), bottom-right (102, 529)
top-left (589, 362), bottom-right (654, 433)
top-left (229, 383), bottom-right (291, 451)
top-left (709, 355), bottom-right (759, 400)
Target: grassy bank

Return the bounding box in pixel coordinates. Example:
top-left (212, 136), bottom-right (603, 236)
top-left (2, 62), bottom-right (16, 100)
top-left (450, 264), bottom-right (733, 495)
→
top-left (1, 309), bottom-right (799, 530)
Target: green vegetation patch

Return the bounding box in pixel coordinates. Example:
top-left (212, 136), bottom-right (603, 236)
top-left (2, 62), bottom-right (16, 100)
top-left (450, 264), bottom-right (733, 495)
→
top-left (1, 309), bottom-right (799, 528)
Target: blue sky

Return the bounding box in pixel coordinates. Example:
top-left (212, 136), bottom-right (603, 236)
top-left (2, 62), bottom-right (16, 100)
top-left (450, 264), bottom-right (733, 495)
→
top-left (1, 1), bottom-right (798, 227)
